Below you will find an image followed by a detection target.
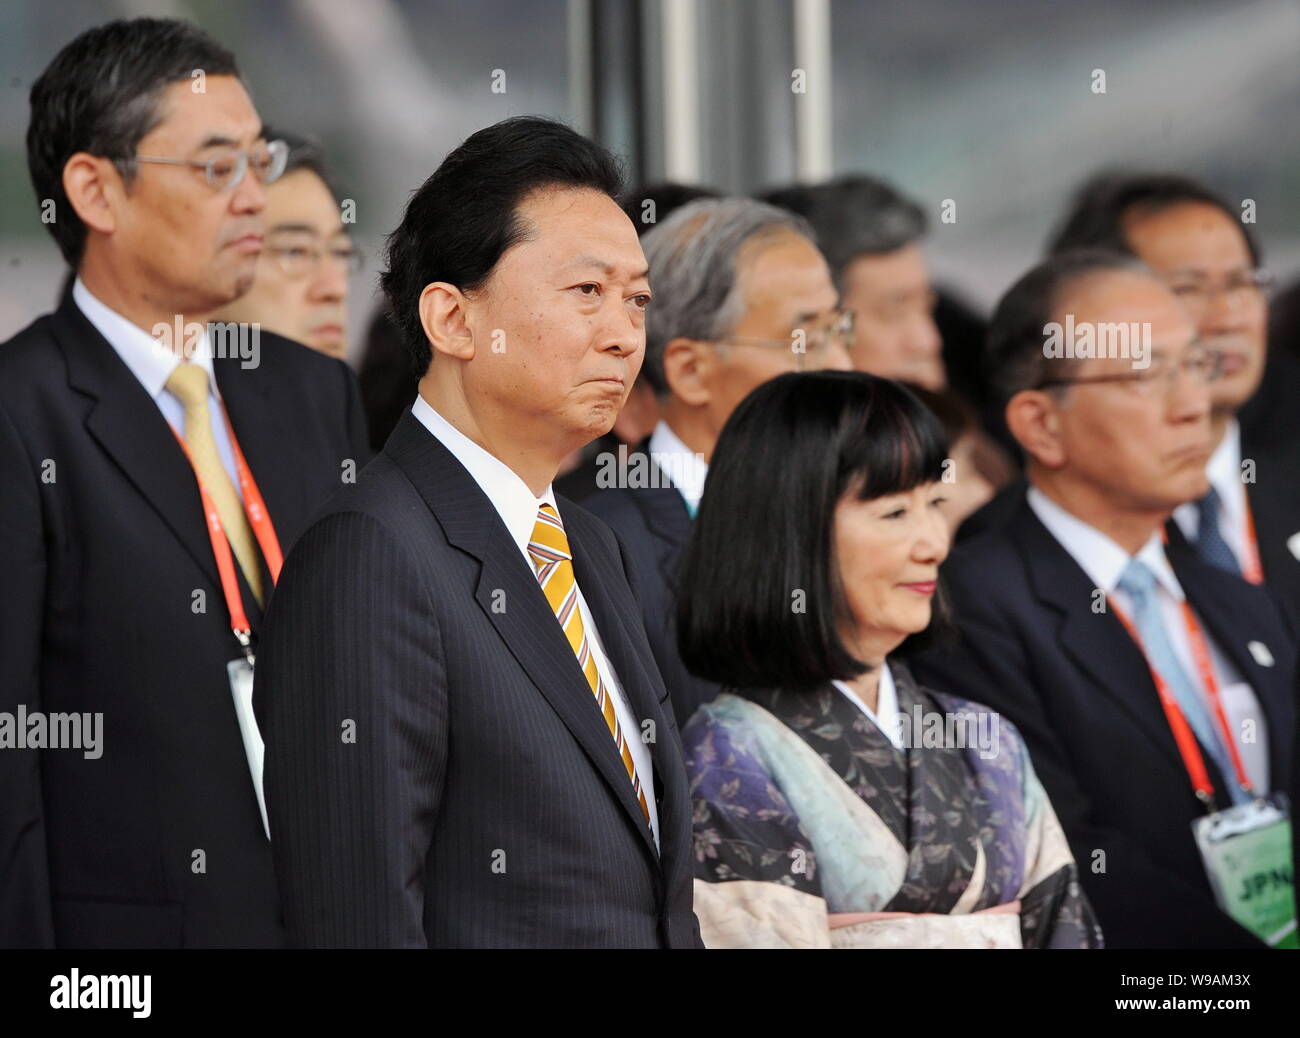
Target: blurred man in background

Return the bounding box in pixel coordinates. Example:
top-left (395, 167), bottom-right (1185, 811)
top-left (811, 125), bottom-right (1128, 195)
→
top-left (581, 197), bottom-right (852, 724)
top-left (911, 251), bottom-right (1296, 948)
top-left (1049, 172), bottom-right (1300, 628)
top-left (761, 174), bottom-right (945, 391)
top-left (0, 18), bottom-right (368, 948)
top-left (214, 129), bottom-right (358, 359)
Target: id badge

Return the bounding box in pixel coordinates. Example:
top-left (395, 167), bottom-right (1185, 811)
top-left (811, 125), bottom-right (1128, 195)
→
top-left (1191, 793), bottom-right (1296, 948)
top-left (227, 658), bottom-right (271, 840)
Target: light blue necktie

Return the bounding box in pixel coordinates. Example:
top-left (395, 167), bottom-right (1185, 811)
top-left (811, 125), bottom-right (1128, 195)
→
top-left (1195, 487), bottom-right (1242, 576)
top-left (1116, 558), bottom-right (1249, 806)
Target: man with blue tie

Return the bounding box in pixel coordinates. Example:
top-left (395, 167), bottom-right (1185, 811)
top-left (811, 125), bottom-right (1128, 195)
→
top-left (1048, 172), bottom-right (1300, 630)
top-left (910, 250), bottom-right (1297, 948)
top-left (255, 117), bottom-right (701, 947)
top-left (580, 198), bottom-right (853, 725)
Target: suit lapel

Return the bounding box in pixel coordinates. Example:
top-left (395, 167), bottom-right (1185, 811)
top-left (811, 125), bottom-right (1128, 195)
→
top-left (1174, 552), bottom-right (1297, 788)
top-left (56, 301), bottom-right (222, 593)
top-left (1009, 501), bottom-right (1194, 785)
top-left (387, 414), bottom-right (661, 863)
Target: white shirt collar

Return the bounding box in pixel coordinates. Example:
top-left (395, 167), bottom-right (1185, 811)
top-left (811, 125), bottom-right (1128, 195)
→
top-left (833, 663), bottom-right (903, 750)
top-left (647, 419), bottom-right (709, 513)
top-left (72, 277), bottom-right (219, 401)
top-left (410, 394), bottom-right (556, 558)
top-left (1027, 484), bottom-right (1184, 600)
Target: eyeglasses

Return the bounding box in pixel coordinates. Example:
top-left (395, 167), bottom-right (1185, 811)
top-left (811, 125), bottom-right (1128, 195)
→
top-left (713, 309), bottom-right (856, 371)
top-left (1165, 269), bottom-right (1272, 313)
top-left (1034, 347), bottom-right (1223, 397)
top-left (264, 241), bottom-right (364, 278)
top-left (131, 139), bottom-right (289, 192)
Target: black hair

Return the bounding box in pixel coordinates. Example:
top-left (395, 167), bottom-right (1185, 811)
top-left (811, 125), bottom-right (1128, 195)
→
top-left (984, 249), bottom-right (1146, 404)
top-left (264, 127), bottom-right (340, 202)
top-left (621, 181), bottom-right (721, 237)
top-left (676, 370), bottom-right (950, 693)
top-left (380, 115), bottom-right (626, 376)
top-left (1047, 170), bottom-right (1261, 266)
top-left (27, 18), bottom-right (240, 265)
top-left (758, 174), bottom-right (926, 290)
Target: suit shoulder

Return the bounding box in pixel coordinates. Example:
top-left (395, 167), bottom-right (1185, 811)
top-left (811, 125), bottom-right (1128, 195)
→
top-left (242, 329), bottom-right (351, 385)
top-left (305, 450), bottom-right (429, 536)
top-left (0, 313), bottom-right (62, 389)
top-left (576, 484), bottom-right (645, 526)
top-left (557, 493), bottom-right (622, 552)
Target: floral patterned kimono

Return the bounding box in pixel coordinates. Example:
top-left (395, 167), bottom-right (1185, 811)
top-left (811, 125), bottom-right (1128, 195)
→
top-left (684, 661), bottom-right (1102, 948)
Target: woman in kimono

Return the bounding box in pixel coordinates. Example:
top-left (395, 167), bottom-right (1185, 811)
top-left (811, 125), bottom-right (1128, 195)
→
top-left (676, 371), bottom-right (1102, 949)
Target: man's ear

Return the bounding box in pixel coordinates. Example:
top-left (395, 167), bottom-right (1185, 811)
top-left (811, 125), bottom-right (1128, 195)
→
top-left (662, 337), bottom-right (714, 407)
top-left (62, 153), bottom-right (120, 238)
top-left (1005, 389), bottom-right (1067, 469)
top-left (418, 282), bottom-right (475, 362)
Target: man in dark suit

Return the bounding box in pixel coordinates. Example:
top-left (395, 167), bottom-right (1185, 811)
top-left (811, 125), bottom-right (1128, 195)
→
top-left (581, 198), bottom-right (852, 725)
top-left (911, 251), bottom-right (1297, 948)
top-left (0, 19), bottom-right (369, 948)
top-left (255, 117), bottom-right (700, 947)
top-left (1048, 172), bottom-right (1300, 629)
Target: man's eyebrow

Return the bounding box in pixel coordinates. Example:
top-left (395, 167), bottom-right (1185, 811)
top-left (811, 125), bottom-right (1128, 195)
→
top-left (563, 254), bottom-right (650, 280)
top-left (195, 126), bottom-right (265, 151)
top-left (269, 223), bottom-right (324, 236)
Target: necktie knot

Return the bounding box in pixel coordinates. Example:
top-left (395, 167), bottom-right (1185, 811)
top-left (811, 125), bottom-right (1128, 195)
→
top-left (528, 504), bottom-right (573, 568)
top-left (1116, 558), bottom-right (1156, 602)
top-left (165, 362), bottom-right (210, 411)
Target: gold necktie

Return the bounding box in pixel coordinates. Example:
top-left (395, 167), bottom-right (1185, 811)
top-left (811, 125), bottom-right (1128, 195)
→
top-left (528, 504), bottom-right (650, 823)
top-left (165, 362), bottom-right (264, 606)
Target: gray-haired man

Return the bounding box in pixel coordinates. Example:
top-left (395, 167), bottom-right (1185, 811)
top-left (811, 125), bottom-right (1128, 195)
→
top-left (581, 197), bottom-right (853, 724)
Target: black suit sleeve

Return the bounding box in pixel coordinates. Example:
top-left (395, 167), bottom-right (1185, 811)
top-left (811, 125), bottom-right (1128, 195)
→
top-left (256, 510), bottom-right (445, 947)
top-left (0, 401), bottom-right (56, 947)
top-left (914, 595), bottom-right (1264, 949)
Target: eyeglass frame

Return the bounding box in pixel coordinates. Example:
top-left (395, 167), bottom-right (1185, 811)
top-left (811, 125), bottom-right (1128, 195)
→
top-left (129, 138), bottom-right (289, 192)
top-left (263, 238), bottom-right (364, 278)
top-left (1033, 344), bottom-right (1224, 394)
top-left (1163, 268), bottom-right (1274, 311)
top-left (709, 309), bottom-right (856, 370)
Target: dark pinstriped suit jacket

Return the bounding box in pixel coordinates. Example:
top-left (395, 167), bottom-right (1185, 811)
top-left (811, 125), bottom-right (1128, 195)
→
top-left (255, 410), bottom-right (702, 947)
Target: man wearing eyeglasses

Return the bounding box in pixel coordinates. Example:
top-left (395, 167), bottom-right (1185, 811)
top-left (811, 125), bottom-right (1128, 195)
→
top-left (909, 251), bottom-right (1297, 948)
top-left (580, 197), bottom-right (853, 725)
top-left (215, 130), bottom-right (359, 360)
top-left (0, 18), bottom-right (370, 948)
top-left (1048, 172), bottom-right (1300, 631)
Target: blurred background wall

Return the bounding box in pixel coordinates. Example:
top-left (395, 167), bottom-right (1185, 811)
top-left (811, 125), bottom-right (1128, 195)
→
top-left (2, 0), bottom-right (1297, 361)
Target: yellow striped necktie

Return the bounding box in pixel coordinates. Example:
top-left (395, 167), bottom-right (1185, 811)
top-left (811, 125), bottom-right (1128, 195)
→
top-left (165, 362), bottom-right (265, 606)
top-left (527, 504), bottom-right (650, 823)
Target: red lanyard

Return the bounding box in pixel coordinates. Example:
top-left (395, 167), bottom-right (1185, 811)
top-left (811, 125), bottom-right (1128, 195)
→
top-left (1110, 594), bottom-right (1254, 810)
top-left (170, 404), bottom-right (283, 661)
top-left (1240, 496), bottom-right (1264, 585)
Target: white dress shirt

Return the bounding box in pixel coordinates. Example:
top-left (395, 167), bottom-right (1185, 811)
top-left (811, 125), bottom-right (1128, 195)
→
top-left (411, 394), bottom-right (660, 849)
top-left (73, 277), bottom-right (242, 495)
top-left (1027, 486), bottom-right (1269, 793)
top-left (1172, 419), bottom-right (1249, 571)
top-left (833, 663), bottom-right (905, 751)
top-left (648, 420), bottom-right (708, 516)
